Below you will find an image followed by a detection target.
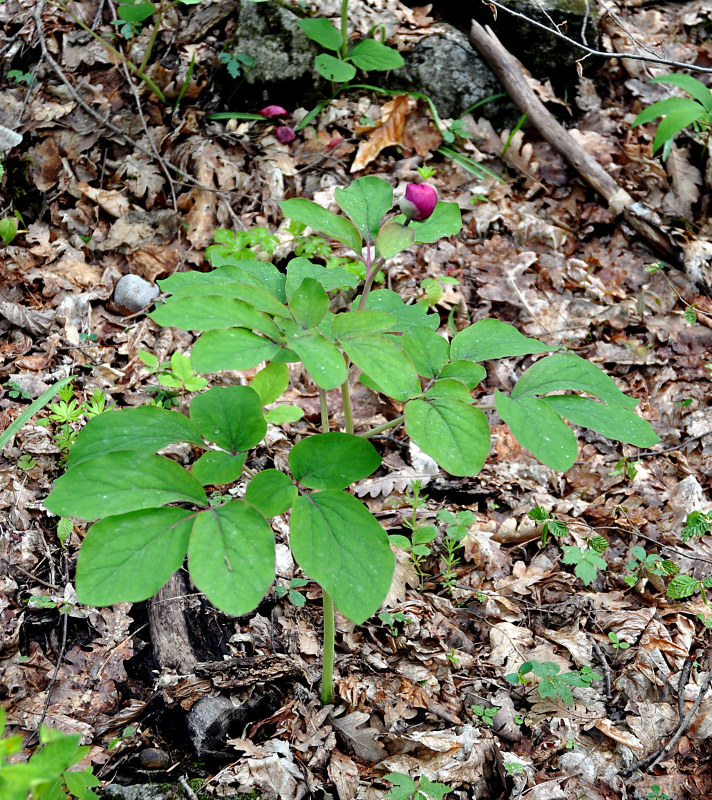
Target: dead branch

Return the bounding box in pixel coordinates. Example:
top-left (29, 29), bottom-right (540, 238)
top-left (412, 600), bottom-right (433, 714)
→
top-left (468, 20), bottom-right (681, 266)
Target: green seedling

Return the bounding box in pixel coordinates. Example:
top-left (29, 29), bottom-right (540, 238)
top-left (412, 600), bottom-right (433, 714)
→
top-left (624, 545), bottom-right (677, 587)
top-left (378, 610), bottom-right (412, 636)
top-left (437, 508), bottom-right (475, 592)
top-left (0, 216), bottom-right (18, 246)
top-left (607, 631), bottom-right (630, 651)
top-left (108, 725), bottom-right (138, 751)
top-left (609, 455), bottom-right (642, 480)
top-left (219, 51), bottom-right (255, 79)
top-left (681, 509), bottom-right (712, 542)
top-left (5, 381), bottom-right (31, 400)
top-left (528, 505), bottom-right (569, 547)
top-left (138, 350), bottom-right (208, 394)
top-left (7, 69), bottom-right (36, 86)
top-left (470, 704), bottom-right (499, 727)
top-left (560, 543), bottom-right (608, 587)
top-left (419, 276), bottom-right (459, 308)
top-left (506, 660), bottom-right (602, 707)
top-left (275, 577), bottom-right (308, 607)
top-left (646, 785), bottom-right (672, 800)
top-left (17, 454), bottom-right (37, 471)
top-left (504, 761), bottom-right (525, 775)
top-left (384, 772), bottom-right (452, 800)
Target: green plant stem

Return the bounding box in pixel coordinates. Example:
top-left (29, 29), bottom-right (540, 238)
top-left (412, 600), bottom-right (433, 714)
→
top-left (140, 0), bottom-right (172, 73)
top-left (359, 414), bottom-right (404, 438)
top-left (341, 379), bottom-right (354, 435)
top-left (357, 253), bottom-right (383, 311)
top-left (340, 0), bottom-right (349, 59)
top-left (321, 590), bottom-right (335, 704)
top-left (53, 0), bottom-right (167, 103)
top-left (319, 388), bottom-right (330, 431)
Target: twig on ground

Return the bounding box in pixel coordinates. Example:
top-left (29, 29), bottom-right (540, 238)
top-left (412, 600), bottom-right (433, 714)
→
top-left (588, 633), bottom-right (612, 701)
top-left (178, 775), bottom-right (201, 800)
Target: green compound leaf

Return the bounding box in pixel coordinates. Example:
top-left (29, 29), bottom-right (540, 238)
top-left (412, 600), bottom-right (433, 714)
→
top-left (150, 295), bottom-right (280, 338)
top-left (75, 508), bottom-right (193, 606)
top-left (192, 329), bottom-right (282, 372)
top-left (359, 289), bottom-right (439, 331)
top-left (250, 362), bottom-right (289, 405)
top-left (341, 334), bottom-right (418, 402)
top-left (332, 310), bottom-right (398, 338)
top-left (245, 469), bottom-right (297, 517)
top-left (289, 277), bottom-right (329, 329)
top-left (438, 360), bottom-right (487, 389)
top-left (347, 39), bottom-right (405, 71)
top-left (289, 432), bottom-right (381, 490)
top-left (450, 319), bottom-right (551, 362)
top-left (334, 175), bottom-right (393, 240)
top-left (68, 405), bottom-right (203, 467)
top-left (402, 327), bottom-right (450, 378)
top-left (279, 320), bottom-right (348, 390)
top-left (190, 386), bottom-right (266, 453)
top-left (405, 398), bottom-right (490, 476)
top-left (192, 450), bottom-right (246, 485)
top-left (46, 452), bottom-right (207, 520)
top-left (290, 490), bottom-right (394, 624)
top-left (512, 352), bottom-right (638, 409)
top-left (285, 257), bottom-right (358, 301)
top-left (542, 395), bottom-right (660, 447)
top-left (314, 53), bottom-right (357, 82)
top-left (280, 198), bottom-right (361, 251)
top-left (297, 17), bottom-right (342, 51)
top-left (495, 391), bottom-right (578, 471)
top-left (188, 501), bottom-right (275, 617)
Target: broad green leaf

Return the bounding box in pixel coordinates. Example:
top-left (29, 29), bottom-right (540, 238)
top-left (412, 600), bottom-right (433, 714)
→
top-left (667, 574), bottom-right (700, 599)
top-left (250, 362), bottom-right (289, 405)
top-left (314, 53), bottom-right (356, 82)
top-left (264, 405), bottom-right (304, 424)
top-left (423, 378), bottom-right (472, 401)
top-left (245, 469), bottom-right (297, 516)
top-left (188, 501), bottom-right (275, 616)
top-left (359, 289), bottom-right (439, 331)
top-left (334, 176), bottom-right (393, 240)
top-left (290, 491), bottom-right (394, 623)
top-left (495, 391), bottom-right (578, 471)
top-left (75, 508), bottom-right (193, 605)
top-left (652, 74), bottom-right (712, 114)
top-left (280, 198), bottom-right (361, 251)
top-left (192, 329), bottom-right (281, 372)
top-left (511, 352), bottom-right (637, 409)
top-left (289, 432), bottom-right (380, 489)
top-left (392, 202), bottom-right (462, 243)
top-left (632, 96), bottom-right (703, 127)
top-left (192, 450), bottom-right (246, 485)
top-left (45, 452), bottom-right (207, 520)
top-left (347, 39), bottom-right (405, 71)
top-left (652, 102), bottom-right (706, 152)
top-left (376, 219), bottom-right (415, 258)
top-left (332, 310), bottom-right (398, 338)
top-left (341, 334), bottom-right (418, 401)
top-left (118, 1), bottom-right (155, 22)
top-left (160, 261), bottom-right (285, 302)
top-left (67, 405), bottom-right (202, 467)
top-left (162, 278), bottom-right (288, 318)
top-left (150, 296), bottom-right (280, 338)
top-left (297, 17), bottom-right (341, 51)
top-left (289, 277), bottom-right (329, 329)
top-left (439, 360), bottom-right (487, 389)
top-left (542, 395), bottom-right (660, 447)
top-left (285, 257), bottom-right (358, 301)
top-left (280, 320), bottom-right (348, 390)
top-left (450, 319), bottom-right (551, 362)
top-left (402, 327), bottom-right (449, 377)
top-left (405, 398), bottom-right (490, 476)
top-left (190, 385), bottom-right (266, 452)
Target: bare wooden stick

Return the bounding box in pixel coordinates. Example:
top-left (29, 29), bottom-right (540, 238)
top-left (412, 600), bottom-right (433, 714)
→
top-left (468, 20), bottom-right (681, 265)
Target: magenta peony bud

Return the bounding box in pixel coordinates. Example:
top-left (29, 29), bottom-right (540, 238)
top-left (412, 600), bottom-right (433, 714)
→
top-left (399, 183), bottom-right (438, 221)
top-left (276, 126), bottom-right (296, 143)
top-left (259, 105), bottom-right (288, 118)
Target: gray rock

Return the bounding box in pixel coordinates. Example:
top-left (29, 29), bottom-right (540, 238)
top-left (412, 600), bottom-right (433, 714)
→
top-left (113, 274), bottom-right (159, 313)
top-left (101, 784), bottom-right (195, 800)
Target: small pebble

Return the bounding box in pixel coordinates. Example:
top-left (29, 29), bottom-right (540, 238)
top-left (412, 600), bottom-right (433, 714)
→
top-left (113, 274), bottom-right (159, 313)
top-left (138, 747), bottom-right (170, 770)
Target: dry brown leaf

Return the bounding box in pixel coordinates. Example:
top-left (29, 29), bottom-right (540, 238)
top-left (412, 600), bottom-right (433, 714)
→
top-left (78, 181), bottom-right (133, 218)
top-left (327, 750), bottom-right (359, 800)
top-left (665, 144), bottom-right (702, 221)
top-left (330, 711), bottom-right (387, 763)
top-left (351, 93), bottom-right (415, 172)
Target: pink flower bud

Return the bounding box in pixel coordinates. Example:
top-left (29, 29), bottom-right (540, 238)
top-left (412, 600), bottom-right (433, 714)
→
top-left (259, 105), bottom-right (288, 118)
top-left (399, 183), bottom-right (438, 221)
top-left (276, 126), bottom-right (296, 143)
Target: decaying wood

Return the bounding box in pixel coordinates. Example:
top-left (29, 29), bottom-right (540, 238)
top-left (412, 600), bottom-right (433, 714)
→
top-left (148, 572), bottom-right (198, 674)
top-left (468, 20), bottom-right (682, 266)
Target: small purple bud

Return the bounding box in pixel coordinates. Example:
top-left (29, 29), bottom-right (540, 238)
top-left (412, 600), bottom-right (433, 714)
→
top-left (276, 126), bottom-right (296, 143)
top-left (400, 183), bottom-right (438, 221)
top-left (259, 105), bottom-right (288, 118)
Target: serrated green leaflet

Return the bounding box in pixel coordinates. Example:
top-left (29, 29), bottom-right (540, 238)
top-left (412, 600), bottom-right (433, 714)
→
top-left (542, 395), bottom-right (660, 447)
top-left (450, 319), bottom-right (551, 362)
top-left (75, 508), bottom-right (193, 606)
top-left (495, 391), bottom-right (578, 470)
top-left (150, 295), bottom-right (280, 337)
top-left (341, 334), bottom-right (418, 401)
top-left (280, 198), bottom-right (362, 251)
top-left (359, 289), bottom-right (439, 331)
top-left (245, 469), bottom-right (297, 517)
top-left (290, 491), bottom-right (394, 624)
top-left (192, 329), bottom-right (282, 372)
top-left (68, 405), bottom-right (203, 467)
top-left (289, 277), bottom-right (329, 329)
top-left (285, 257), bottom-right (358, 301)
top-left (188, 501), bottom-right (275, 617)
top-left (405, 398), bottom-right (490, 476)
top-left (332, 310), bottom-right (398, 338)
top-left (250, 362), bottom-right (289, 405)
top-left (45, 452), bottom-right (207, 520)
top-left (334, 176), bottom-right (393, 240)
top-left (511, 352), bottom-right (638, 409)
top-left (402, 327), bottom-right (449, 377)
top-left (192, 450), bottom-right (246, 485)
top-left (438, 360), bottom-right (487, 389)
top-left (289, 432), bottom-right (381, 489)
top-left (190, 386), bottom-right (266, 453)
top-left (280, 321), bottom-right (347, 390)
